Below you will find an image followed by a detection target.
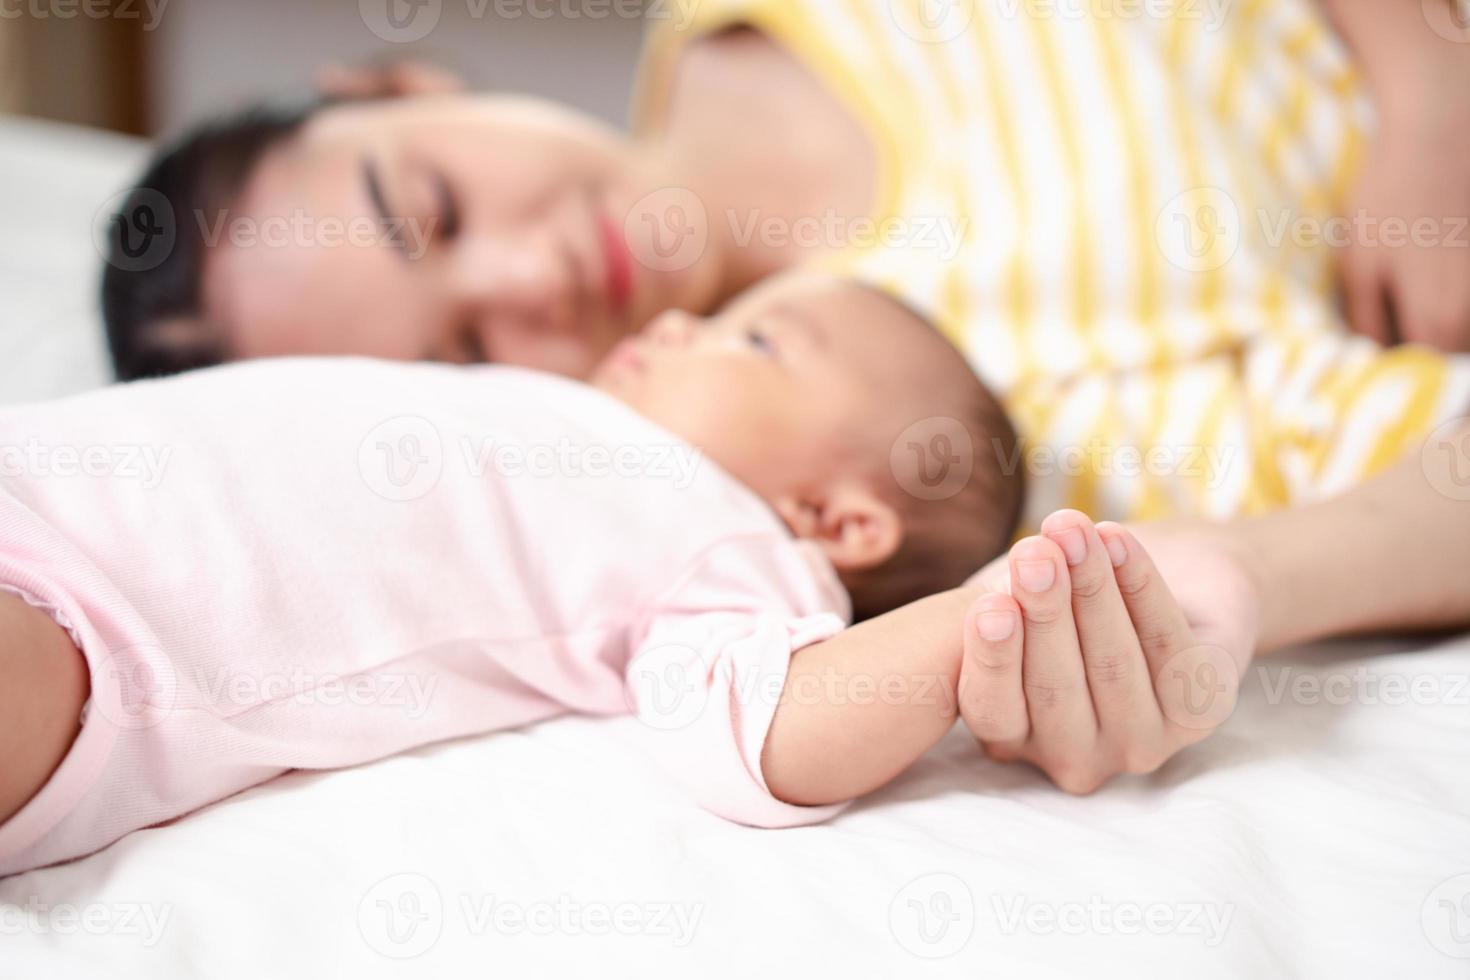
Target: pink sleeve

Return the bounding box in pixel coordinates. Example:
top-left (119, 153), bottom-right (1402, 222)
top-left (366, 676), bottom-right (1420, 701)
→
top-left (624, 536), bottom-right (852, 828)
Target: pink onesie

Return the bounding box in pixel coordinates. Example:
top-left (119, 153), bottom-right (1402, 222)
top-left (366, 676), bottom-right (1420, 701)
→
top-left (0, 359), bottom-right (850, 875)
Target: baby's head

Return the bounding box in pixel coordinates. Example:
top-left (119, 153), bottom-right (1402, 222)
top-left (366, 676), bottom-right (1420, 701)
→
top-left (592, 270), bottom-right (1023, 620)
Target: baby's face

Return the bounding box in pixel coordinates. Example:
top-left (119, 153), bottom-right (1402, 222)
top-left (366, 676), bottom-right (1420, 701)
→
top-left (591, 272), bottom-right (921, 502)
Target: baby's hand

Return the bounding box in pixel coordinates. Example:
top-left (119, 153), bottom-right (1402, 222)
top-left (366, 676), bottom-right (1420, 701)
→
top-left (956, 511), bottom-right (1260, 794)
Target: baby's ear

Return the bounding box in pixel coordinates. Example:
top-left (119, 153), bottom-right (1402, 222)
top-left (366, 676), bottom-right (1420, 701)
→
top-left (772, 483), bottom-right (903, 573)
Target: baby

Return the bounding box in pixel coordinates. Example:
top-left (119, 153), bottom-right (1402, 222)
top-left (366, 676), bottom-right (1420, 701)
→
top-left (0, 271), bottom-right (1021, 875)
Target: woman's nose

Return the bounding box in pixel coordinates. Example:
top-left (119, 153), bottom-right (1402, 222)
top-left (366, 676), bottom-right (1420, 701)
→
top-left (448, 233), bottom-right (576, 331)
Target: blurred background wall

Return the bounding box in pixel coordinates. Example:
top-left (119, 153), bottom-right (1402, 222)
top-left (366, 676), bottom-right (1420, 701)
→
top-left (1, 0), bottom-right (652, 137)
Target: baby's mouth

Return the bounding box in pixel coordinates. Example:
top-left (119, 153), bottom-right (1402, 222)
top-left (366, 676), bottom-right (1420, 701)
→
top-left (590, 337), bottom-right (645, 386)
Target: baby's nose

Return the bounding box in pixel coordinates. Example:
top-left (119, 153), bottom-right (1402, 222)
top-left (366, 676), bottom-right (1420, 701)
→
top-left (645, 309), bottom-right (699, 347)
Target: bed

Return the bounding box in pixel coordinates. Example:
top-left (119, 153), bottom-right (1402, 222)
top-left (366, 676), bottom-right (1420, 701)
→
top-left (2, 114), bottom-right (1469, 979)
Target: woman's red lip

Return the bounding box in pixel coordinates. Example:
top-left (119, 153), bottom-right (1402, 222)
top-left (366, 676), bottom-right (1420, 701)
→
top-left (597, 211), bottom-right (635, 316)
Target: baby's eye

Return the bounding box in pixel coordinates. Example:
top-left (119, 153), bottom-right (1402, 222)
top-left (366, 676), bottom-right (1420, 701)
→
top-left (745, 328), bottom-right (777, 356)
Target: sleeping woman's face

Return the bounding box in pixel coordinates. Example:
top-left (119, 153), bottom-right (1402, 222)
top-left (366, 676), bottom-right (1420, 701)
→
top-left (201, 95), bottom-right (711, 378)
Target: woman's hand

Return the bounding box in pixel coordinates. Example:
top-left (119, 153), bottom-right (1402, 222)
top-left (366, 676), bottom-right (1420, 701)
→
top-left (315, 60), bottom-right (467, 100)
top-left (1333, 8), bottom-right (1470, 351)
top-left (956, 511), bottom-right (1262, 793)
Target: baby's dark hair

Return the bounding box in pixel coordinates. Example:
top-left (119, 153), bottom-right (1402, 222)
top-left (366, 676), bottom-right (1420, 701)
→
top-left (838, 293), bottom-right (1024, 621)
top-left (101, 99), bottom-right (331, 381)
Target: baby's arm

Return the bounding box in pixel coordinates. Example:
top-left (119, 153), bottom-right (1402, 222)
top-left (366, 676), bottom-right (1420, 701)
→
top-left (760, 586), bottom-right (980, 807)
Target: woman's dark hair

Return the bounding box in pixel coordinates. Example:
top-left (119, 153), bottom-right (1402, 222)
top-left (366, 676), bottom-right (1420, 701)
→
top-left (101, 99), bottom-right (330, 381)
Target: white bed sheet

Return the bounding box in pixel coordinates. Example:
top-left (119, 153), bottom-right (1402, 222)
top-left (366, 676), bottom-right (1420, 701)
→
top-left (2, 115), bottom-right (1468, 979)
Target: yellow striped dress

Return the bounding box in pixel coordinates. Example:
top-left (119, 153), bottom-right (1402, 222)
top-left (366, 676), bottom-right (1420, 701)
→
top-left (635, 0), bottom-right (1470, 530)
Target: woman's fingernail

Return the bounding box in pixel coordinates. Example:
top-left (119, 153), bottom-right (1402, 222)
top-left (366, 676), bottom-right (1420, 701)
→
top-left (1102, 532), bottom-right (1128, 568)
top-left (1049, 525), bottom-right (1087, 566)
top-left (977, 610), bottom-right (1016, 642)
top-left (1016, 558), bottom-right (1056, 593)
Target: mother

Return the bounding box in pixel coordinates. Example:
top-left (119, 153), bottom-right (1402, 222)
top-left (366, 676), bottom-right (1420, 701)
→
top-left (103, 0), bottom-right (1470, 529)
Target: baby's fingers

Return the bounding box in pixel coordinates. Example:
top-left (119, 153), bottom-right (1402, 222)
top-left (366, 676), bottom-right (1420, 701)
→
top-left (958, 592), bottom-right (1029, 751)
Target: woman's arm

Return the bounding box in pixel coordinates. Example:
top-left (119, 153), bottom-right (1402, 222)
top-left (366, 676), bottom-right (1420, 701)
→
top-left (1231, 418), bottom-right (1470, 651)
